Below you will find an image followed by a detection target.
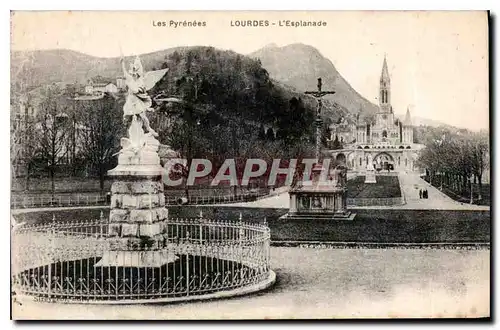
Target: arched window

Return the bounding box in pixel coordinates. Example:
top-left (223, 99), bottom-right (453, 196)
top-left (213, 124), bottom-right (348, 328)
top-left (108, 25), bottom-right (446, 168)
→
top-left (405, 158), bottom-right (408, 167)
top-left (382, 130), bottom-right (388, 138)
top-left (398, 156), bottom-right (400, 166)
top-left (359, 157), bottom-right (362, 166)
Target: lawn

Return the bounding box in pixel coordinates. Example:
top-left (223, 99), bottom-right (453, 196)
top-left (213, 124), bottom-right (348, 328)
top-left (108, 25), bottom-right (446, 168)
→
top-left (15, 206), bottom-right (490, 244)
top-left (346, 176), bottom-right (401, 199)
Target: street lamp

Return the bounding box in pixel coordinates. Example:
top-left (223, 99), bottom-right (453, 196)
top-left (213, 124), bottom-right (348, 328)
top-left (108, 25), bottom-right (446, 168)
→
top-left (469, 174), bottom-right (474, 204)
top-left (433, 135), bottom-right (445, 191)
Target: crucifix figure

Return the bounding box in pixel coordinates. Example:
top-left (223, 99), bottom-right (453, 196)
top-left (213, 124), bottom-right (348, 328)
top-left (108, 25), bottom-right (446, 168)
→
top-left (305, 78), bottom-right (336, 160)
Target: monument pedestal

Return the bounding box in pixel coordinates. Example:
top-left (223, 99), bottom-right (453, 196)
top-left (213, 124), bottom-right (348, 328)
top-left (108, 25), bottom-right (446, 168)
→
top-left (280, 164), bottom-right (356, 221)
top-left (97, 250), bottom-right (178, 268)
top-left (95, 136), bottom-right (175, 268)
top-left (365, 170), bottom-right (377, 183)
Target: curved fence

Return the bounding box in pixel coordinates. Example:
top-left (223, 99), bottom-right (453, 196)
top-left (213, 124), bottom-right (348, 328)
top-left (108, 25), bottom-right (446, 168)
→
top-left (10, 191), bottom-right (271, 209)
top-left (11, 217), bottom-right (272, 304)
top-left (11, 194), bottom-right (108, 209)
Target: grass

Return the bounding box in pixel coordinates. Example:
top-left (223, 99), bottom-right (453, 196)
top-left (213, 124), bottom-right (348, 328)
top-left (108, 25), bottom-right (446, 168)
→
top-left (15, 206), bottom-right (490, 244)
top-left (346, 176), bottom-right (401, 198)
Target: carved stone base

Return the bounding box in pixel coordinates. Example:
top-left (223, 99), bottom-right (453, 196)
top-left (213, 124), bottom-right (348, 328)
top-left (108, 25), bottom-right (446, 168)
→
top-left (279, 211), bottom-right (356, 221)
top-left (364, 171), bottom-right (377, 184)
top-left (105, 160), bottom-right (171, 266)
top-left (95, 249), bottom-right (178, 268)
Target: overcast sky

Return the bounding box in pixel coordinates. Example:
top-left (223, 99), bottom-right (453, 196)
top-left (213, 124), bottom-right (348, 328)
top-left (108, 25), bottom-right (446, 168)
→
top-left (11, 11), bottom-right (489, 131)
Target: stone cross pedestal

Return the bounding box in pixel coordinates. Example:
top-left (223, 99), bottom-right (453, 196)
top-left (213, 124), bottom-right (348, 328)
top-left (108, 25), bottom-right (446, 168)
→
top-left (364, 161), bottom-right (377, 183)
top-left (280, 164), bottom-right (356, 221)
top-left (364, 169), bottom-right (377, 184)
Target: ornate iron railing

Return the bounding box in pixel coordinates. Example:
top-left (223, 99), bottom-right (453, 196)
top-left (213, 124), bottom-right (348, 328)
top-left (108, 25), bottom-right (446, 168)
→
top-left (11, 194), bottom-right (107, 209)
top-left (10, 191), bottom-right (271, 209)
top-left (11, 217), bottom-right (272, 303)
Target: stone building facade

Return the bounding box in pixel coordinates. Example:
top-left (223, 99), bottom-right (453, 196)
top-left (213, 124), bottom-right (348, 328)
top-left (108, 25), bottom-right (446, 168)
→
top-left (329, 56), bottom-right (424, 173)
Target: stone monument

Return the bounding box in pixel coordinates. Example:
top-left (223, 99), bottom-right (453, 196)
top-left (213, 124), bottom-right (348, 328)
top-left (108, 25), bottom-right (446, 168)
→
top-left (96, 56), bottom-right (176, 267)
top-left (364, 154), bottom-right (377, 184)
top-left (281, 162), bottom-right (355, 220)
top-left (280, 78), bottom-right (355, 221)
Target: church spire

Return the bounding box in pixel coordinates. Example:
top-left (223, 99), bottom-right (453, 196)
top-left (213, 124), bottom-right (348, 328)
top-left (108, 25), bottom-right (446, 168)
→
top-left (403, 106), bottom-right (412, 125)
top-left (379, 54), bottom-right (391, 111)
top-left (380, 54), bottom-right (390, 83)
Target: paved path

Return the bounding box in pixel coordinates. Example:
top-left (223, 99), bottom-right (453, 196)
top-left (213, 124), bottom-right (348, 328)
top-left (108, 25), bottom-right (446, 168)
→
top-left (12, 248), bottom-right (490, 319)
top-left (210, 173), bottom-right (489, 211)
top-left (11, 174), bottom-right (489, 213)
top-left (396, 173), bottom-right (489, 210)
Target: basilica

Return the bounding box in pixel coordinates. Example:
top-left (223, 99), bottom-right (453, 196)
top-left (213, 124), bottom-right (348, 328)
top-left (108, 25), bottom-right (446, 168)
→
top-left (329, 57), bottom-right (424, 173)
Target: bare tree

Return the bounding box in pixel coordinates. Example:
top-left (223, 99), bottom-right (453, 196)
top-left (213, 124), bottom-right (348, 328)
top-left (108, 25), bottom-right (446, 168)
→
top-left (75, 94), bottom-right (123, 193)
top-left (468, 132), bottom-right (489, 200)
top-left (36, 86), bottom-right (71, 196)
top-left (418, 127), bottom-right (489, 203)
top-left (11, 93), bottom-right (41, 190)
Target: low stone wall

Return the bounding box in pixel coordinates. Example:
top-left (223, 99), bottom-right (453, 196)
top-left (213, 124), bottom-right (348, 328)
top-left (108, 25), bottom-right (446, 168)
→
top-left (259, 186), bottom-right (289, 198)
top-left (347, 196), bottom-right (405, 207)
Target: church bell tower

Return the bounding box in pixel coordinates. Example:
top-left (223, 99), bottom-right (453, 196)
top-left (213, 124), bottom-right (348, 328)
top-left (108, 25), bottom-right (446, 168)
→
top-left (379, 55), bottom-right (391, 113)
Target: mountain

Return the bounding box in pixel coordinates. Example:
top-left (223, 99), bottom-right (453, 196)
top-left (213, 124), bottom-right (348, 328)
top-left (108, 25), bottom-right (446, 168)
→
top-left (11, 45), bottom-right (451, 132)
top-left (410, 116), bottom-right (449, 128)
top-left (392, 114), bottom-right (449, 129)
top-left (10, 48), bottom-right (183, 91)
top-left (11, 46), bottom-right (322, 164)
top-left (249, 43), bottom-right (379, 122)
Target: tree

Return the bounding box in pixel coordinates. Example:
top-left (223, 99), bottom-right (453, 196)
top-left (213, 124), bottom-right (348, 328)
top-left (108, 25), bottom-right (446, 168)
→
top-left (321, 123), bottom-right (330, 148)
top-left (266, 128), bottom-right (275, 141)
top-left (35, 86), bottom-right (71, 196)
top-left (149, 46), bottom-right (318, 192)
top-left (76, 94), bottom-right (123, 192)
top-left (416, 126), bottom-right (489, 203)
top-left (170, 51), bottom-right (182, 65)
top-left (258, 124), bottom-right (266, 140)
top-left (468, 132), bottom-right (489, 200)
top-left (166, 67), bottom-right (209, 198)
top-left (11, 94), bottom-right (40, 190)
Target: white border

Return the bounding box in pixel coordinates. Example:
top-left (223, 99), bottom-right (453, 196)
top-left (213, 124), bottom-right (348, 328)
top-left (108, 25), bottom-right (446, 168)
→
top-left (3, 0), bottom-right (497, 328)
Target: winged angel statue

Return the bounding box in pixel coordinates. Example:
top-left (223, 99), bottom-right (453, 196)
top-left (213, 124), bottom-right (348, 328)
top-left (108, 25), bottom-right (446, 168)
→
top-left (121, 56), bottom-right (168, 136)
top-left (118, 56), bottom-right (180, 155)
